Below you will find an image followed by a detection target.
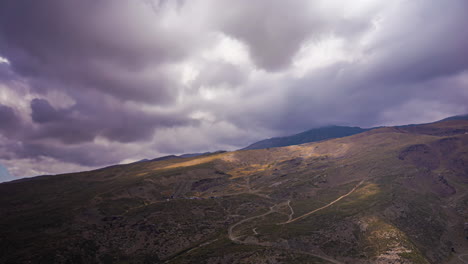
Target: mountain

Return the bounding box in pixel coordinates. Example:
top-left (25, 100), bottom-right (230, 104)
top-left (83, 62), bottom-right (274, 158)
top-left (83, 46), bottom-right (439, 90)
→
top-left (133, 152), bottom-right (227, 164)
top-left (242, 126), bottom-right (370, 150)
top-left (179, 151), bottom-right (226, 158)
top-left (242, 114), bottom-right (468, 151)
top-left (1, 120), bottom-right (468, 263)
top-left (144, 151), bottom-right (227, 162)
top-left (440, 114), bottom-right (468, 122)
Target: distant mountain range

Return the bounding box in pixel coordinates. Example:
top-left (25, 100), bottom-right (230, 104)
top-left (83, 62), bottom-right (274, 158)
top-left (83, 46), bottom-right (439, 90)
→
top-left (139, 151), bottom-right (227, 163)
top-left (242, 126), bottom-right (370, 150)
top-left (440, 113), bottom-right (468, 121)
top-left (242, 114), bottom-right (468, 150)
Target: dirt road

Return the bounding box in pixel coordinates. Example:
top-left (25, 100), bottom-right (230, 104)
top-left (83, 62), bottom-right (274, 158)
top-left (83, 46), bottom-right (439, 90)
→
top-left (459, 254), bottom-right (468, 264)
top-left (228, 204), bottom-right (277, 242)
top-left (281, 180), bottom-right (364, 224)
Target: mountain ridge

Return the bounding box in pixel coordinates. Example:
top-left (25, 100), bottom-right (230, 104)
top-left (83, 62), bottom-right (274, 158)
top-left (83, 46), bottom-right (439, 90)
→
top-left (242, 125), bottom-right (370, 150)
top-left (242, 114), bottom-right (468, 151)
top-left (1, 118), bottom-right (468, 263)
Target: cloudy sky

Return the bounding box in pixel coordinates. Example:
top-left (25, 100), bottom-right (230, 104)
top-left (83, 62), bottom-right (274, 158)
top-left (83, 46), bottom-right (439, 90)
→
top-left (0, 0), bottom-right (467, 180)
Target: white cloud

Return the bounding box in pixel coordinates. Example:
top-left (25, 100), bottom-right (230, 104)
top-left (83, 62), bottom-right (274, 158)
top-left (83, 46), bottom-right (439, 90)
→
top-left (292, 35), bottom-right (355, 77)
top-left (0, 56), bottom-right (9, 64)
top-left (202, 33), bottom-right (252, 67)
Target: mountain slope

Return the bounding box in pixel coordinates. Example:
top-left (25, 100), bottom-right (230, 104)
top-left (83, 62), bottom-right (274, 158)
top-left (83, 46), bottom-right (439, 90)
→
top-left (1, 120), bottom-right (468, 263)
top-left (242, 125), bottom-right (369, 150)
top-left (440, 114), bottom-right (468, 122)
top-left (242, 114), bottom-right (468, 151)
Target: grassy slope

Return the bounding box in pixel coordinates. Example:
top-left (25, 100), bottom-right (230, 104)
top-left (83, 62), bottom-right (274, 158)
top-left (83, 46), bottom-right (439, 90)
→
top-left (1, 120), bottom-right (468, 263)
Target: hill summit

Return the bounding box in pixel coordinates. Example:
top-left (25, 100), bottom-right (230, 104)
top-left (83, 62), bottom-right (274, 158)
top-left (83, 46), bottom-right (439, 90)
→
top-left (242, 125), bottom-right (369, 150)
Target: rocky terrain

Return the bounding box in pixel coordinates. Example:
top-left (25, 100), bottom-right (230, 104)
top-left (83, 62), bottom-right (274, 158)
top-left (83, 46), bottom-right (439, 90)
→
top-left (1, 120), bottom-right (468, 263)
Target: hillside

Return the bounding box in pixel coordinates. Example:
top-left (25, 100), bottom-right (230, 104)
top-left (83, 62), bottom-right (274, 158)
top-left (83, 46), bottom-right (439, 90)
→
top-left (1, 120), bottom-right (468, 263)
top-left (242, 126), bottom-right (369, 150)
top-left (440, 114), bottom-right (468, 122)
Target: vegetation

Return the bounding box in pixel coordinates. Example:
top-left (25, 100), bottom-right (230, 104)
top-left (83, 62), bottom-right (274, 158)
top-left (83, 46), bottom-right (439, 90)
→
top-left (1, 120), bottom-right (468, 263)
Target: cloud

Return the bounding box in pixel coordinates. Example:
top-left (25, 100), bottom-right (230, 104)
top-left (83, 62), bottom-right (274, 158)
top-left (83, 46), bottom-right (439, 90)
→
top-left (0, 104), bottom-right (22, 136)
top-left (0, 0), bottom-right (467, 178)
top-left (30, 98), bottom-right (63, 123)
top-left (0, 0), bottom-right (200, 103)
top-left (28, 95), bottom-right (195, 144)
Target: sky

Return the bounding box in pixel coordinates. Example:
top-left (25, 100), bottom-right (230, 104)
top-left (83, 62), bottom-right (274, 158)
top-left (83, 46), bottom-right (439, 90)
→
top-left (0, 0), bottom-right (468, 179)
top-left (0, 163), bottom-right (13, 182)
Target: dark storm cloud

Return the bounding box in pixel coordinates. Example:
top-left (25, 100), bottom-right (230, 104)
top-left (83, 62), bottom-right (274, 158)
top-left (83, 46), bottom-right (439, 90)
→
top-left (4, 140), bottom-right (121, 167)
top-left (0, 0), bottom-right (203, 174)
top-left (31, 99), bottom-right (62, 123)
top-left (0, 0), bottom-right (467, 178)
top-left (28, 97), bottom-right (195, 144)
top-left (0, 94), bottom-right (195, 169)
top-left (0, 0), bottom-right (194, 103)
top-left (0, 104), bottom-right (22, 136)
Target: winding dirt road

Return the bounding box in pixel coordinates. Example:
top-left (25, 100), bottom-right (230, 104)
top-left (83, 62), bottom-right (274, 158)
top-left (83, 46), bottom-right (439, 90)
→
top-left (281, 180), bottom-right (364, 224)
top-left (228, 204), bottom-right (278, 242)
top-left (226, 180), bottom-right (365, 264)
top-left (459, 254), bottom-right (468, 264)
top-left (285, 199), bottom-right (294, 222)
